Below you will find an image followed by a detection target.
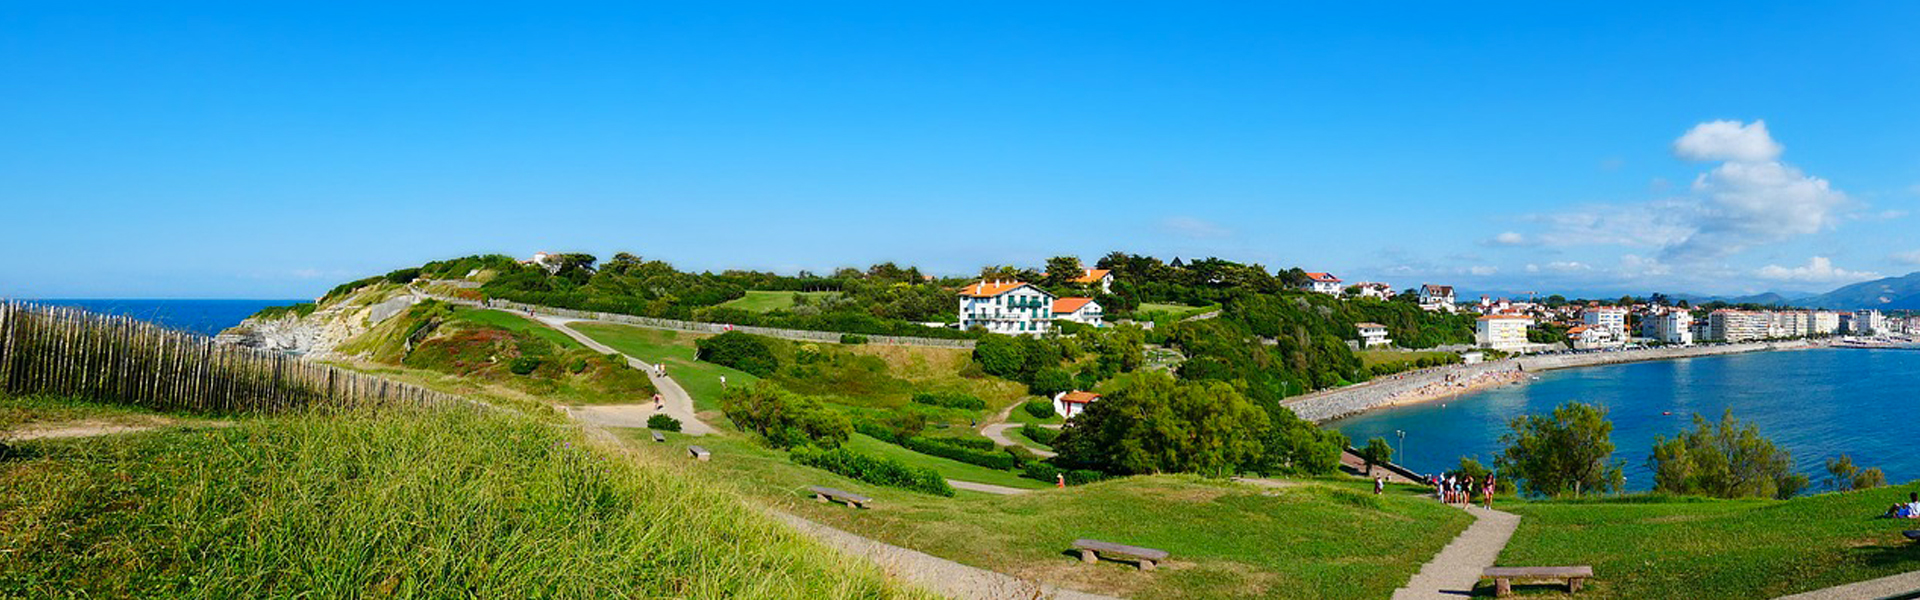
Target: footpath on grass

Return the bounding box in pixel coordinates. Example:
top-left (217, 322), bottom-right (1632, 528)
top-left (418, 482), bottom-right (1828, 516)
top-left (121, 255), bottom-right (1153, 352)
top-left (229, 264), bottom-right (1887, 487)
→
top-left (1391, 503), bottom-right (1521, 600)
top-left (533, 314), bottom-right (715, 435)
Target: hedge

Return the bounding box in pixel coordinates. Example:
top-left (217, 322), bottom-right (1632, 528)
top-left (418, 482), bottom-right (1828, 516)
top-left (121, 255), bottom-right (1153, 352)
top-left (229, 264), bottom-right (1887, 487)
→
top-left (647, 414), bottom-right (682, 432)
top-left (909, 392), bottom-right (986, 411)
top-left (1022, 398), bottom-right (1055, 419)
top-left (1020, 462), bottom-right (1108, 486)
top-left (790, 446), bottom-right (954, 497)
top-left (1020, 423), bottom-right (1059, 445)
top-left (902, 437), bottom-right (1018, 470)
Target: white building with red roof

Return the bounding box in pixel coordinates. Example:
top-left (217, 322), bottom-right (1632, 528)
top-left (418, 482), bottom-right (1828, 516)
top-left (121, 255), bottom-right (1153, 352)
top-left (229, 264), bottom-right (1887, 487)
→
top-left (1302, 272), bottom-right (1344, 295)
top-left (1355, 322), bottom-right (1392, 348)
top-left (1068, 268), bottom-right (1115, 294)
top-left (1051, 297), bottom-right (1105, 327)
top-left (1475, 314), bottom-right (1534, 351)
top-left (1053, 390), bottom-right (1101, 419)
top-left (958, 280), bottom-right (1057, 335)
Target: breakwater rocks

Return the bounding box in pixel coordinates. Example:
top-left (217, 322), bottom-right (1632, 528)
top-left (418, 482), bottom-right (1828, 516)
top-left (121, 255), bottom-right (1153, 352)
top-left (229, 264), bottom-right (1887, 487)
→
top-left (1287, 340), bottom-right (1815, 423)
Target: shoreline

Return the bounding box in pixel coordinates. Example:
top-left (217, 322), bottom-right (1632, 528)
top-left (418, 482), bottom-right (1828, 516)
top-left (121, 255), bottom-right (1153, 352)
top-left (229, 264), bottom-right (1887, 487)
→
top-left (1287, 339), bottom-right (1823, 423)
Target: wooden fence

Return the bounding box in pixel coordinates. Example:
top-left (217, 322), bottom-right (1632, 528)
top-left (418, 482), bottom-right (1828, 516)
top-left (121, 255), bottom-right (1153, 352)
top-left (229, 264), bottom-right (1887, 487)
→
top-left (0, 302), bottom-right (464, 414)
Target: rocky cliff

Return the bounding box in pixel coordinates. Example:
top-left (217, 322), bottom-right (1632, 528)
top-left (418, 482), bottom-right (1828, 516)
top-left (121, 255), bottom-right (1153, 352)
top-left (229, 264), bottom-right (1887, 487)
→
top-left (217, 284), bottom-right (420, 360)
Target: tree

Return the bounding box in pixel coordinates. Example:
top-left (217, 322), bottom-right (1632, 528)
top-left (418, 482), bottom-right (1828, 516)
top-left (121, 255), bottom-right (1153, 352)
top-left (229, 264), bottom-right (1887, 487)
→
top-left (1361, 437), bottom-right (1394, 475)
top-left (1496, 402), bottom-right (1623, 497)
top-left (1053, 371), bottom-right (1268, 477)
top-left (1258, 407), bottom-right (1346, 476)
top-left (1043, 256), bottom-right (1084, 287)
top-left (1824, 454), bottom-right (1888, 492)
top-left (1648, 410), bottom-right (1803, 499)
top-left (1029, 367), bottom-right (1074, 396)
top-left (718, 383), bottom-right (851, 449)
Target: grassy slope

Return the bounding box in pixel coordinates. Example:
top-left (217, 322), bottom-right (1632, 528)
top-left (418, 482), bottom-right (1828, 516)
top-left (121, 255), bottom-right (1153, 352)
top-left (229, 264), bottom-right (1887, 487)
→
top-left (844, 433), bottom-right (1047, 490)
top-left (450, 307), bottom-right (586, 350)
top-left (633, 430), bottom-right (1472, 600)
top-left (718, 291), bottom-right (839, 313)
top-left (0, 397), bottom-right (923, 599)
top-left (1356, 350), bottom-right (1453, 368)
top-left (1, 394), bottom-right (163, 431)
top-left (1493, 489), bottom-right (1920, 599)
top-left (566, 323), bottom-right (758, 414)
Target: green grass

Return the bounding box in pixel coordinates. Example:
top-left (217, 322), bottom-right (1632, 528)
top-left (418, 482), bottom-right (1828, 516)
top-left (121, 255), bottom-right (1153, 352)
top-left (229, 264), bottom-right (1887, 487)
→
top-left (1, 394), bottom-right (164, 432)
top-left (0, 400), bottom-right (924, 599)
top-left (1356, 350), bottom-right (1453, 368)
top-left (1134, 302), bottom-right (1218, 329)
top-left (1490, 488), bottom-right (1920, 598)
top-left (450, 307), bottom-right (586, 350)
top-left (844, 433), bottom-right (1047, 490)
top-left (567, 323), bottom-right (759, 413)
top-left (635, 431), bottom-right (1472, 600)
top-left (718, 291), bottom-right (839, 313)
top-left (1007, 426), bottom-right (1055, 452)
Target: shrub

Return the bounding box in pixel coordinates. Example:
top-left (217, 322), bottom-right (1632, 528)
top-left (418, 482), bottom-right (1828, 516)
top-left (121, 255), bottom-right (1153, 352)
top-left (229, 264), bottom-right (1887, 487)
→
top-left (695, 332), bottom-right (780, 377)
top-left (1020, 423), bottom-right (1059, 445)
top-left (901, 437), bottom-right (1018, 470)
top-left (647, 414), bottom-right (682, 432)
top-left (720, 383), bottom-right (851, 449)
top-left (922, 435), bottom-right (996, 451)
top-left (385, 267), bottom-right (423, 284)
top-left (1028, 368), bottom-right (1074, 396)
top-left (508, 357), bottom-right (541, 375)
top-left (1065, 469), bottom-right (1107, 485)
top-left (567, 357), bottom-right (589, 374)
top-left (790, 446), bottom-right (954, 497)
top-left (971, 335), bottom-right (1026, 378)
top-left (854, 421), bottom-right (900, 444)
top-left (1022, 398), bottom-right (1055, 419)
top-left (910, 392), bottom-right (986, 411)
top-left (839, 333), bottom-right (869, 345)
top-left (1023, 462), bottom-right (1059, 483)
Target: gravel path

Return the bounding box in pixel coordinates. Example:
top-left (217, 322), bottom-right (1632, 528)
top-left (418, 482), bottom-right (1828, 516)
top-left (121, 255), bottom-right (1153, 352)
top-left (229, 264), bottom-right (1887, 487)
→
top-left (979, 423), bottom-right (1056, 458)
top-left (6, 418), bottom-right (232, 441)
top-left (947, 479), bottom-right (1036, 495)
top-left (1772, 569), bottom-right (1920, 600)
top-left (535, 315), bottom-right (715, 435)
top-left (770, 511), bottom-right (1116, 600)
top-left (1390, 505), bottom-right (1520, 600)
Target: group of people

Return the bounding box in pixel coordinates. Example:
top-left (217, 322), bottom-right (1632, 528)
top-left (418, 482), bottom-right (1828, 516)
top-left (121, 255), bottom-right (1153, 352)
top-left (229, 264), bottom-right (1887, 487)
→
top-left (1429, 473), bottom-right (1495, 509)
top-left (1885, 492), bottom-right (1920, 519)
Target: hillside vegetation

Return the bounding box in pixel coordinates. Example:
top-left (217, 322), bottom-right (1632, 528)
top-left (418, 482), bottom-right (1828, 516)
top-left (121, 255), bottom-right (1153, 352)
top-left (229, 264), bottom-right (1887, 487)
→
top-left (338, 302), bottom-right (655, 405)
top-left (0, 396), bottom-right (924, 598)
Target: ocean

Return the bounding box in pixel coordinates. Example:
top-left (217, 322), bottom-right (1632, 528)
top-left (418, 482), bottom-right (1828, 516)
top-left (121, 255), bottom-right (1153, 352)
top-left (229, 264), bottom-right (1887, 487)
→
top-left (18, 299), bottom-right (306, 337)
top-left (1332, 348), bottom-right (1920, 491)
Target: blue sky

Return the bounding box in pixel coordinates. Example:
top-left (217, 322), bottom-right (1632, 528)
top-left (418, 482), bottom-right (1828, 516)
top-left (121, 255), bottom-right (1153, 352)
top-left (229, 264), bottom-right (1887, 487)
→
top-left (4, 2), bottom-right (1917, 299)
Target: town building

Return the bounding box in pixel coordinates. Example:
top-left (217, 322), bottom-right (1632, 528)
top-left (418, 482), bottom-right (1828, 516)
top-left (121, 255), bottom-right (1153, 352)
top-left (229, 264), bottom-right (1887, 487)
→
top-left (1051, 297), bottom-right (1105, 327)
top-left (1419, 284), bottom-right (1456, 312)
top-left (958, 280), bottom-right (1057, 335)
top-left (1053, 390), bottom-right (1100, 419)
top-left (1811, 311), bottom-right (1842, 335)
top-left (1566, 325), bottom-right (1617, 350)
top-left (1707, 310), bottom-right (1769, 342)
top-left (1850, 309), bottom-right (1886, 336)
top-left (1068, 269), bottom-right (1115, 294)
top-left (1355, 322), bottom-right (1392, 348)
top-left (1475, 314), bottom-right (1533, 351)
top-left (1581, 307), bottom-right (1629, 339)
top-left (1353, 282), bottom-right (1395, 300)
top-left (1651, 310), bottom-right (1694, 345)
top-left (1303, 272), bottom-right (1344, 295)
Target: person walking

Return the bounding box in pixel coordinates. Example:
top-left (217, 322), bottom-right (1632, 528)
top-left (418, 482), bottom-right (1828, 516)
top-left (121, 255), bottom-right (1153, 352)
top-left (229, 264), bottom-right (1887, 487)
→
top-left (1056, 473), bottom-right (1066, 488)
top-left (1374, 476), bottom-right (1385, 495)
top-left (653, 393), bottom-right (663, 411)
top-left (1483, 476), bottom-right (1496, 509)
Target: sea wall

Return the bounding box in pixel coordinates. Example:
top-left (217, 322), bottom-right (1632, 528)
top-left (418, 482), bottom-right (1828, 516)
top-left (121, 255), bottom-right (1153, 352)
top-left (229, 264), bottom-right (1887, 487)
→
top-left (1287, 340), bottom-right (1816, 423)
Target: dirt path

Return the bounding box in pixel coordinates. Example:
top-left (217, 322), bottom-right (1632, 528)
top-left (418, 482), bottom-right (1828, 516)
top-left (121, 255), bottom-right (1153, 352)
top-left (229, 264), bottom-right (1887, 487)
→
top-left (1772, 569), bottom-right (1920, 600)
top-left (770, 511), bottom-right (1115, 600)
top-left (534, 315), bottom-right (714, 435)
top-left (6, 418), bottom-right (231, 441)
top-left (979, 423), bottom-right (1057, 458)
top-left (947, 479), bottom-right (1036, 495)
top-left (1390, 504), bottom-right (1521, 600)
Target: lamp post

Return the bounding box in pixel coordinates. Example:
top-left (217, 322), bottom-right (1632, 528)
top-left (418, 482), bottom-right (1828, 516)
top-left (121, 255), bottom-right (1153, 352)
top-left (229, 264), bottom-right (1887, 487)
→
top-left (1395, 429), bottom-right (1407, 471)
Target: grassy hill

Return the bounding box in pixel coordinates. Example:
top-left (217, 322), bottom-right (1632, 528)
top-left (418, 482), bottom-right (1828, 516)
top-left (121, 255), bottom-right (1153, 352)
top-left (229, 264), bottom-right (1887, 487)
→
top-left (336, 303), bottom-right (656, 405)
top-left (718, 290), bottom-right (841, 313)
top-left (1492, 489), bottom-right (1920, 598)
top-left (0, 396), bottom-right (926, 598)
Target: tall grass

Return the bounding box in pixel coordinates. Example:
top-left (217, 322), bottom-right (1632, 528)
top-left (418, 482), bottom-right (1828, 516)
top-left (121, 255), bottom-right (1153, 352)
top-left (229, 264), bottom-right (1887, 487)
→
top-left (0, 404), bottom-right (922, 598)
top-left (0, 303), bottom-right (460, 414)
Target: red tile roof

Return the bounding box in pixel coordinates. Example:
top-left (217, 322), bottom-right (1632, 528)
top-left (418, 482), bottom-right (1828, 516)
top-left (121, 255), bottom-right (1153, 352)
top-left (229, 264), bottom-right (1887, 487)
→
top-left (958, 281), bottom-right (1033, 298)
top-left (1053, 297), bottom-right (1096, 314)
top-left (1058, 391), bottom-right (1101, 404)
top-left (1070, 269), bottom-right (1111, 283)
top-left (1305, 272), bottom-right (1341, 283)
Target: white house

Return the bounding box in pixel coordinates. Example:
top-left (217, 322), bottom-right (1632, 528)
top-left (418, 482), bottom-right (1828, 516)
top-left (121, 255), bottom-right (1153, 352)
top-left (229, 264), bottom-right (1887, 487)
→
top-left (1475, 314), bottom-right (1533, 351)
top-left (1853, 310), bottom-right (1886, 336)
top-left (1652, 310), bottom-right (1694, 345)
top-left (958, 280), bottom-right (1057, 335)
top-left (1303, 272), bottom-right (1343, 295)
top-left (1566, 325), bottom-right (1622, 350)
top-left (1354, 282), bottom-right (1395, 300)
top-left (1053, 390), bottom-right (1100, 419)
top-left (1051, 297), bottom-right (1105, 327)
top-left (1419, 284), bottom-right (1456, 312)
top-left (1069, 269), bottom-right (1115, 294)
top-left (1355, 322), bottom-right (1392, 348)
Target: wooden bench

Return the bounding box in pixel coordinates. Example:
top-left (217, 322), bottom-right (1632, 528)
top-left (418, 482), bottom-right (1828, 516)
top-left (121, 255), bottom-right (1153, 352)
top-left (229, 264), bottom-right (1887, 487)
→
top-left (807, 485), bottom-right (872, 509)
top-left (687, 445), bottom-right (710, 461)
top-left (1072, 538), bottom-right (1170, 571)
top-left (651, 430), bottom-right (666, 443)
top-left (1482, 566), bottom-right (1594, 596)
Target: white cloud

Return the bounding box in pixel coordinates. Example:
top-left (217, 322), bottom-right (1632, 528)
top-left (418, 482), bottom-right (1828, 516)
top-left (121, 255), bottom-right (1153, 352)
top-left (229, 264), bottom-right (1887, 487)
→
top-left (1673, 119), bottom-right (1783, 162)
top-left (1515, 120), bottom-right (1850, 263)
top-left (1524, 261), bottom-right (1592, 274)
top-left (1754, 257), bottom-right (1880, 284)
top-left (1159, 216), bottom-right (1232, 239)
top-left (1891, 250), bottom-right (1920, 266)
top-left (1468, 265), bottom-right (1498, 276)
top-left (1483, 231), bottom-right (1531, 247)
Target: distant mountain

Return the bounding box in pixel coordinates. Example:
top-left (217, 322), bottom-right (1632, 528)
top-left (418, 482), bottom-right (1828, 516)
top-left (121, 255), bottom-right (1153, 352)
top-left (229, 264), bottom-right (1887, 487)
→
top-left (1798, 271), bottom-right (1920, 310)
top-left (1662, 291), bottom-right (1814, 307)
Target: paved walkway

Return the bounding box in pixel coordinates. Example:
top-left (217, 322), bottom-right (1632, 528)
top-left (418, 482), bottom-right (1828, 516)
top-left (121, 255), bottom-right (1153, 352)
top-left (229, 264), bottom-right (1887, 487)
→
top-left (979, 423), bottom-right (1056, 458)
top-left (770, 511), bottom-right (1115, 600)
top-left (1773, 570), bottom-right (1920, 600)
top-left (535, 315), bottom-right (715, 435)
top-left (947, 479), bottom-right (1035, 495)
top-left (1391, 505), bottom-right (1521, 600)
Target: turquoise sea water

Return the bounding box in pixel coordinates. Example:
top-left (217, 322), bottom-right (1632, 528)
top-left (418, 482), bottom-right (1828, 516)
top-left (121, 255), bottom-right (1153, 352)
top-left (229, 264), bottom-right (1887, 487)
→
top-left (21, 299), bottom-right (303, 337)
top-left (1332, 348), bottom-right (1920, 491)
